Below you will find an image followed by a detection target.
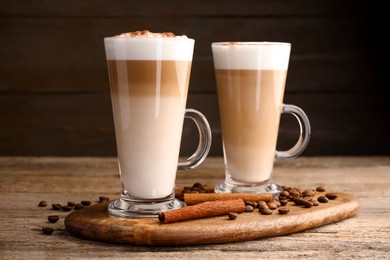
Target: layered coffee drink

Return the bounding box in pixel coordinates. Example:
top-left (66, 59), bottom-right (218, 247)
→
top-left (212, 42), bottom-right (291, 184)
top-left (104, 31), bottom-right (193, 199)
top-left (215, 69), bottom-right (287, 182)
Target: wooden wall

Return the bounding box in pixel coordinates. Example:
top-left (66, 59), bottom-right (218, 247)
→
top-left (0, 1), bottom-right (388, 156)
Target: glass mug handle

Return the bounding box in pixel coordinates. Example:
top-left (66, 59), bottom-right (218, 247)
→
top-left (178, 108), bottom-right (212, 170)
top-left (276, 104), bottom-right (311, 159)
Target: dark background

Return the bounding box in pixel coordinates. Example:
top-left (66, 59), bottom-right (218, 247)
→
top-left (0, 0), bottom-right (388, 157)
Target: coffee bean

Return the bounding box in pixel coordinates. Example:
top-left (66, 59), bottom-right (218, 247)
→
top-left (81, 200), bottom-right (91, 206)
top-left (278, 208), bottom-right (290, 214)
top-left (74, 203), bottom-right (84, 210)
top-left (303, 200), bottom-right (313, 208)
top-left (313, 200), bottom-right (320, 206)
top-left (191, 187), bottom-right (203, 192)
top-left (244, 200), bottom-right (255, 207)
top-left (192, 182), bottom-right (203, 189)
top-left (67, 201), bottom-right (75, 207)
top-left (325, 192), bottom-right (338, 200)
top-left (260, 207), bottom-right (273, 215)
top-left (61, 205), bottom-right (72, 211)
top-left (38, 201), bottom-right (47, 207)
top-left (99, 196), bottom-right (110, 202)
top-left (318, 196), bottom-right (329, 203)
top-left (267, 202), bottom-right (278, 210)
top-left (42, 227), bottom-right (54, 235)
top-left (302, 190), bottom-right (315, 197)
top-left (316, 186), bottom-right (326, 192)
top-left (280, 199), bottom-right (288, 206)
top-left (47, 215), bottom-right (59, 223)
top-left (280, 191), bottom-right (290, 198)
top-left (52, 203), bottom-right (61, 210)
top-left (227, 212), bottom-right (238, 220)
top-left (293, 198), bottom-right (306, 206)
top-left (258, 201), bottom-right (267, 209)
top-left (290, 191), bottom-right (300, 197)
top-left (245, 205), bottom-right (254, 212)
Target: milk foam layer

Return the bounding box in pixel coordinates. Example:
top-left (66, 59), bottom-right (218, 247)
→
top-left (104, 31), bottom-right (194, 61)
top-left (212, 42), bottom-right (291, 70)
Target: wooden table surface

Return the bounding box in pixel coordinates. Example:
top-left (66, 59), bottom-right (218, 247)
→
top-left (0, 156), bottom-right (389, 259)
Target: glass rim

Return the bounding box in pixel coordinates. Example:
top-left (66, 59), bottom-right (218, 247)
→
top-left (212, 41), bottom-right (291, 46)
top-left (104, 36), bottom-right (194, 42)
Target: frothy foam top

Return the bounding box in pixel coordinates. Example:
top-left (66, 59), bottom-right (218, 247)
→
top-left (212, 42), bottom-right (291, 70)
top-left (115, 30), bottom-right (187, 38)
top-left (104, 30), bottom-right (194, 60)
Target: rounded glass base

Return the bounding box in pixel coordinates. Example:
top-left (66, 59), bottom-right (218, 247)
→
top-left (214, 177), bottom-right (282, 197)
top-left (108, 193), bottom-right (185, 218)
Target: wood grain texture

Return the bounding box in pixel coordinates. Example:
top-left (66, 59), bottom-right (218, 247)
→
top-left (0, 156), bottom-right (389, 258)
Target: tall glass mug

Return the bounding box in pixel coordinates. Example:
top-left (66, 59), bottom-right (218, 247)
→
top-left (212, 42), bottom-right (311, 195)
top-left (104, 31), bottom-right (212, 217)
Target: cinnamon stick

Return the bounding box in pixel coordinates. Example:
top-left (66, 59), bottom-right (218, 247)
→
top-left (184, 193), bottom-right (272, 205)
top-left (158, 199), bottom-right (245, 224)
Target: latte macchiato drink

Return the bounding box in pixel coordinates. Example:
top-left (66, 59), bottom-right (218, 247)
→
top-left (215, 69), bottom-right (287, 182)
top-left (104, 31), bottom-right (211, 217)
top-left (212, 42), bottom-right (310, 195)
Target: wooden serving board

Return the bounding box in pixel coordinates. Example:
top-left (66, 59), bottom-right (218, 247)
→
top-left (64, 192), bottom-right (360, 246)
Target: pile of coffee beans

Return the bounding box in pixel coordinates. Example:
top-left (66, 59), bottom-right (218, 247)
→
top-left (37, 196), bottom-right (110, 235)
top-left (227, 185), bottom-right (337, 219)
top-left (175, 182), bottom-right (215, 201)
top-left (177, 183), bottom-right (338, 221)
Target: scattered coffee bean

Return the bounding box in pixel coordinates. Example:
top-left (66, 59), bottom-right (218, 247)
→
top-left (313, 200), bottom-right (320, 206)
top-left (74, 203), bottom-right (84, 210)
top-left (52, 203), bottom-right (61, 210)
top-left (42, 227), bottom-right (54, 235)
top-left (47, 215), bottom-right (59, 223)
top-left (316, 186), bottom-right (326, 192)
top-left (260, 207), bottom-right (273, 215)
top-left (325, 192), bottom-right (338, 200)
top-left (304, 197), bottom-right (314, 202)
top-left (99, 196), bottom-right (110, 202)
top-left (266, 202), bottom-right (278, 210)
top-left (61, 205), bottom-right (72, 211)
top-left (191, 187), bottom-right (203, 192)
top-left (302, 190), bottom-right (315, 197)
top-left (318, 196), bottom-right (329, 203)
top-left (293, 198), bottom-right (306, 206)
top-left (303, 200), bottom-right (313, 208)
top-left (280, 199), bottom-right (288, 206)
top-left (38, 201), bottom-right (47, 207)
top-left (192, 182), bottom-right (203, 189)
top-left (270, 198), bottom-right (281, 207)
top-left (278, 208), bottom-right (290, 215)
top-left (245, 205), bottom-right (254, 212)
top-left (244, 200), bottom-right (256, 207)
top-left (227, 212), bottom-right (238, 220)
top-left (280, 191), bottom-right (289, 198)
top-left (258, 201), bottom-right (267, 209)
top-left (81, 200), bottom-right (91, 206)
top-left (67, 201), bottom-right (75, 207)
top-left (290, 191), bottom-right (300, 197)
